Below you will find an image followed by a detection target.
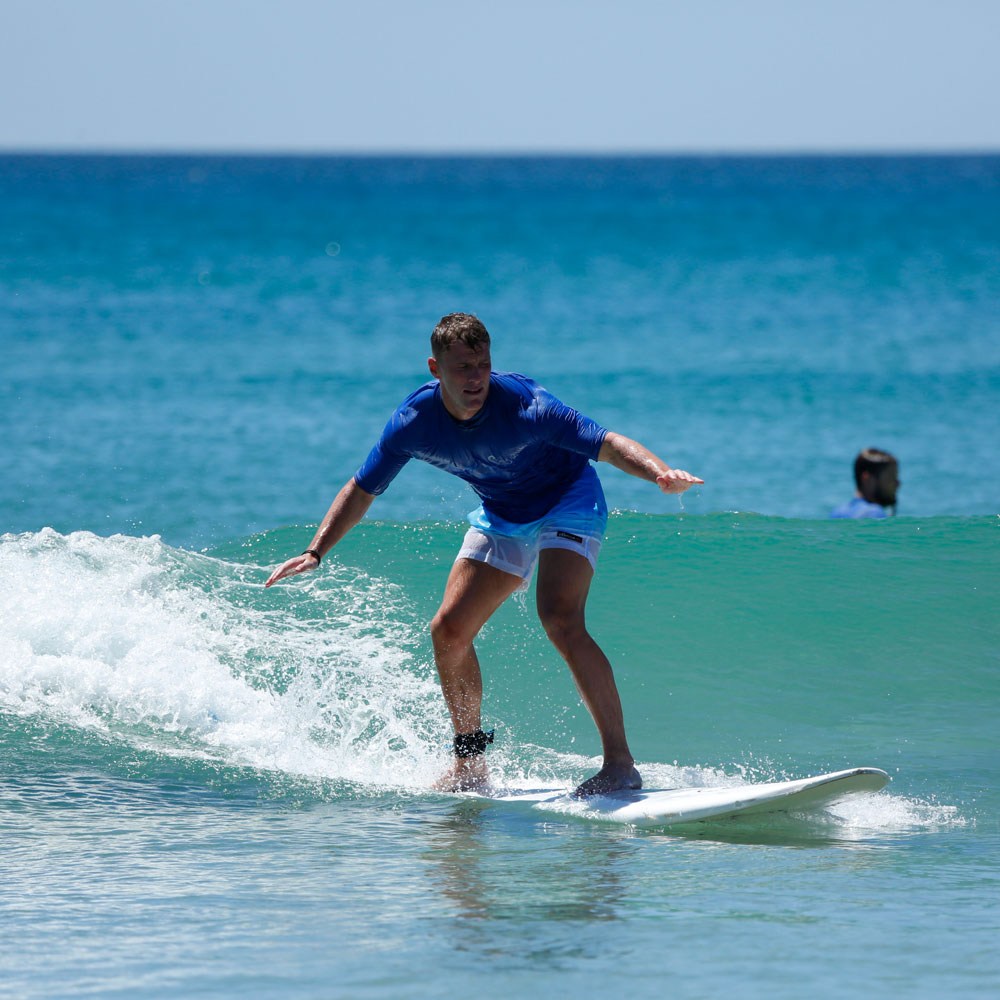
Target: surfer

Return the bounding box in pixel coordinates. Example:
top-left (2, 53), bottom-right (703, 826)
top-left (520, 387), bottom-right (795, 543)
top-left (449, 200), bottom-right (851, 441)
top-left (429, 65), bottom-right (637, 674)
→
top-left (830, 448), bottom-right (899, 519)
top-left (265, 313), bottom-right (702, 796)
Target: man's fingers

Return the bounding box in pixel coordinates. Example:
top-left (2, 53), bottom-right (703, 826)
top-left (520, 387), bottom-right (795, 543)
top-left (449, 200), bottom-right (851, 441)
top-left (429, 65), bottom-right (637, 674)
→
top-left (656, 470), bottom-right (704, 494)
top-left (668, 469), bottom-right (703, 483)
top-left (266, 559), bottom-right (302, 587)
top-left (658, 470), bottom-right (703, 483)
top-left (264, 555), bottom-right (316, 588)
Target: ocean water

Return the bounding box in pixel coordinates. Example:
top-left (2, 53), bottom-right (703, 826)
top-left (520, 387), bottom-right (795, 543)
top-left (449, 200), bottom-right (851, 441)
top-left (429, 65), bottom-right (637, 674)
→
top-left (1, 155), bottom-right (999, 998)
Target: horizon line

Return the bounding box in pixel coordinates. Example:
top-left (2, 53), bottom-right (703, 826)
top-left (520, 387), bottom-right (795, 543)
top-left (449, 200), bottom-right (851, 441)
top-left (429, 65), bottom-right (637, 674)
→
top-left (2, 145), bottom-right (1000, 159)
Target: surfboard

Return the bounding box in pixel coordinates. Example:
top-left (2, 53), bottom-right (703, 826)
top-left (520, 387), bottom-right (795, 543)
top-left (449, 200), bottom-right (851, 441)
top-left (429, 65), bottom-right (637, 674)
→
top-left (478, 767), bottom-right (889, 827)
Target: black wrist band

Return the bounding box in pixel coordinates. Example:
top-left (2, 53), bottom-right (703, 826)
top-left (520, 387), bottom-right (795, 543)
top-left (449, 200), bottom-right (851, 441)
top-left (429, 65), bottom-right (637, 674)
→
top-left (453, 728), bottom-right (494, 758)
top-left (303, 548), bottom-right (322, 564)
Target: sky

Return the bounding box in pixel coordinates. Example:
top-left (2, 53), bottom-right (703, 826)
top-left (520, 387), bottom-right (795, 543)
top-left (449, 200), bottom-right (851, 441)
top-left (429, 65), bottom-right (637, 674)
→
top-left (2, 0), bottom-right (999, 153)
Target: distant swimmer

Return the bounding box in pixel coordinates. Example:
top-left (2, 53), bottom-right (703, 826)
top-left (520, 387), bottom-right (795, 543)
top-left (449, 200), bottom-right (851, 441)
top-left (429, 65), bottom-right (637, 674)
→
top-left (830, 448), bottom-right (900, 519)
top-left (266, 313), bottom-right (703, 797)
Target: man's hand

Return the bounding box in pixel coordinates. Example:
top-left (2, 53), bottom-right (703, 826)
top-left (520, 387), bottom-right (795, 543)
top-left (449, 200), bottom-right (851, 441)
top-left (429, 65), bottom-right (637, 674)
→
top-left (265, 553), bottom-right (319, 588)
top-left (656, 469), bottom-right (704, 495)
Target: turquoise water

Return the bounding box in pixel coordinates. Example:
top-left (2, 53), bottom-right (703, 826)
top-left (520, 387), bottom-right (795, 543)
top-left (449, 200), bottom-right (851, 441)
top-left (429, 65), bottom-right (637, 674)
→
top-left (2, 155), bottom-right (999, 997)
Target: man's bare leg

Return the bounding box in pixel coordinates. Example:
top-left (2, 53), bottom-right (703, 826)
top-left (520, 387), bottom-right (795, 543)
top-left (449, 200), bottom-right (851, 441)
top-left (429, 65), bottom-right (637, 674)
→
top-left (535, 547), bottom-right (641, 797)
top-left (429, 556), bottom-right (521, 792)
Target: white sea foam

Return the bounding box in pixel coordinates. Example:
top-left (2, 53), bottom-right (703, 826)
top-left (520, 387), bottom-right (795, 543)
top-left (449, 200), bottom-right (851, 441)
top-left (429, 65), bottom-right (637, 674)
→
top-left (0, 528), bottom-right (449, 789)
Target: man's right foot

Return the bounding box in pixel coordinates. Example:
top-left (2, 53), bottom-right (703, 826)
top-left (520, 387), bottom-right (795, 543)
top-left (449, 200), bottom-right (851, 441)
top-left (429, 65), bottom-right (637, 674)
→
top-left (431, 756), bottom-right (490, 794)
top-left (573, 764), bottom-right (642, 798)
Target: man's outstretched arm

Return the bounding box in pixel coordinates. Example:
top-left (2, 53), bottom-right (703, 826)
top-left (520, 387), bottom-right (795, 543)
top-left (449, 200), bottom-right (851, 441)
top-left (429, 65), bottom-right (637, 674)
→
top-left (265, 479), bottom-right (376, 587)
top-left (597, 432), bottom-right (704, 495)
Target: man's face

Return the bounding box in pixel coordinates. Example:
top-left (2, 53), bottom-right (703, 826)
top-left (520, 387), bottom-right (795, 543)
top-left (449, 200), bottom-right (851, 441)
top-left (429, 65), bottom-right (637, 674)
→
top-left (428, 341), bottom-right (492, 421)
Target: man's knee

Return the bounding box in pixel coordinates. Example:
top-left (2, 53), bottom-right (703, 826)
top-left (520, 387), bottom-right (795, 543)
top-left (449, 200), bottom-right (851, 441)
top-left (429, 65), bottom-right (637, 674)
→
top-left (537, 603), bottom-right (588, 651)
top-left (430, 607), bottom-right (475, 651)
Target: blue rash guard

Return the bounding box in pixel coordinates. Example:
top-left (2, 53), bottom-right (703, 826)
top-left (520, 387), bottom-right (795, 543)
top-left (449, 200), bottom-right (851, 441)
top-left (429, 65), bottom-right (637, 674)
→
top-left (829, 496), bottom-right (888, 519)
top-left (353, 372), bottom-right (608, 524)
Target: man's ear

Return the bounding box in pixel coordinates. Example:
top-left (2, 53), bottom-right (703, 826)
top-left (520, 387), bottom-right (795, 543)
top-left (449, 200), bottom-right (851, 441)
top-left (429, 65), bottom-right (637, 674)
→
top-left (428, 356), bottom-right (439, 378)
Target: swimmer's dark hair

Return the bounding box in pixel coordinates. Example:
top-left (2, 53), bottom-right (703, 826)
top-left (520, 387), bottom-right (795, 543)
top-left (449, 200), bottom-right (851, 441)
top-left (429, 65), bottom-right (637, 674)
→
top-left (854, 448), bottom-right (897, 489)
top-left (430, 313), bottom-right (490, 358)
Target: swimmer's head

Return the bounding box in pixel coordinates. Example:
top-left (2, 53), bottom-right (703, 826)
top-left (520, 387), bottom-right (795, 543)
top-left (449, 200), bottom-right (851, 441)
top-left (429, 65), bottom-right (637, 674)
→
top-left (431, 313), bottom-right (491, 359)
top-left (854, 448), bottom-right (900, 508)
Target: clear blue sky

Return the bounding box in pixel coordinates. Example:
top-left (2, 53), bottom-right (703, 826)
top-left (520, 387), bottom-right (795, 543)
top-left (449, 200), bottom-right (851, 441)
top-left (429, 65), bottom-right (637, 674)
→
top-left (3, 0), bottom-right (998, 152)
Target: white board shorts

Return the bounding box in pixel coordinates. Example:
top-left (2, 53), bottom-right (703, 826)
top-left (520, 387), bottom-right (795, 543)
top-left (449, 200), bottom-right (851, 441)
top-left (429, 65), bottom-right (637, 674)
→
top-left (456, 465), bottom-right (608, 593)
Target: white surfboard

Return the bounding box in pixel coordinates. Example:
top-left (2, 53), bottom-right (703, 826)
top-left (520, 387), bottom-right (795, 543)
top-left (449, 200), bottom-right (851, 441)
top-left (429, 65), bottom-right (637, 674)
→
top-left (479, 767), bottom-right (889, 827)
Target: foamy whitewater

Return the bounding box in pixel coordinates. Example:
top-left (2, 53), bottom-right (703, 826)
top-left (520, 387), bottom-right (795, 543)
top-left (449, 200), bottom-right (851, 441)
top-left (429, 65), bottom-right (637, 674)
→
top-left (2, 155), bottom-right (998, 998)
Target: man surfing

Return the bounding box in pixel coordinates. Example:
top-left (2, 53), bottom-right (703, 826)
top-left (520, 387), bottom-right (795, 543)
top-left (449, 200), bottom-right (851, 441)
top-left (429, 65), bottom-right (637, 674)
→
top-left (266, 313), bottom-right (702, 796)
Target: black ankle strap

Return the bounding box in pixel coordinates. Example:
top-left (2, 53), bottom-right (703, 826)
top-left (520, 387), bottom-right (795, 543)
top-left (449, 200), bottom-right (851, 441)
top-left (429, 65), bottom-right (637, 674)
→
top-left (453, 729), bottom-right (494, 758)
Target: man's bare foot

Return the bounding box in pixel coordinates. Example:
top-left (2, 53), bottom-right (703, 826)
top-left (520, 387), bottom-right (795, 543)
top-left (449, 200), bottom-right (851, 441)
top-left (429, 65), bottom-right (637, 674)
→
top-left (431, 756), bottom-right (490, 794)
top-left (573, 763), bottom-right (642, 798)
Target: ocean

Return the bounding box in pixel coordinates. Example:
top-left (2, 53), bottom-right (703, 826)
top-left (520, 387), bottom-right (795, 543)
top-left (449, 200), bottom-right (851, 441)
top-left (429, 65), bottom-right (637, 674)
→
top-left (1, 154), bottom-right (998, 998)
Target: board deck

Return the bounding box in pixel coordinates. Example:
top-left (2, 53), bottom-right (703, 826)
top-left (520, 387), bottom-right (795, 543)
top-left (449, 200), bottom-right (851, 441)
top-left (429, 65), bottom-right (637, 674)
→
top-left (477, 767), bottom-right (889, 827)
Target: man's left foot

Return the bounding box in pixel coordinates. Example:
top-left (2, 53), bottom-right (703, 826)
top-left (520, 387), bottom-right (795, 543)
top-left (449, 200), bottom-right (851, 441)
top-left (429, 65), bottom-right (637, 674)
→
top-left (573, 764), bottom-right (642, 798)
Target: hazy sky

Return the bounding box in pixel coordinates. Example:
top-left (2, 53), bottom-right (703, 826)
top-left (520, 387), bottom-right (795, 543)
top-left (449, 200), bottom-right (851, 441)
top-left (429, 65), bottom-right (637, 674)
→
top-left (3, 0), bottom-right (998, 152)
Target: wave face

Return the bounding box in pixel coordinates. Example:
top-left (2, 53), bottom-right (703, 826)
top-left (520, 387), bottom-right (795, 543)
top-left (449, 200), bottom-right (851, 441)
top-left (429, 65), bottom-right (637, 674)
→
top-left (3, 516), bottom-right (993, 824)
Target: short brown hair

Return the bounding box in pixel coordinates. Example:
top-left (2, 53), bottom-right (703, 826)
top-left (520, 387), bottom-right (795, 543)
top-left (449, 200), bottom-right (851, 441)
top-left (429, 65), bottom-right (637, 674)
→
top-left (430, 313), bottom-right (491, 358)
top-left (854, 448), bottom-right (897, 489)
